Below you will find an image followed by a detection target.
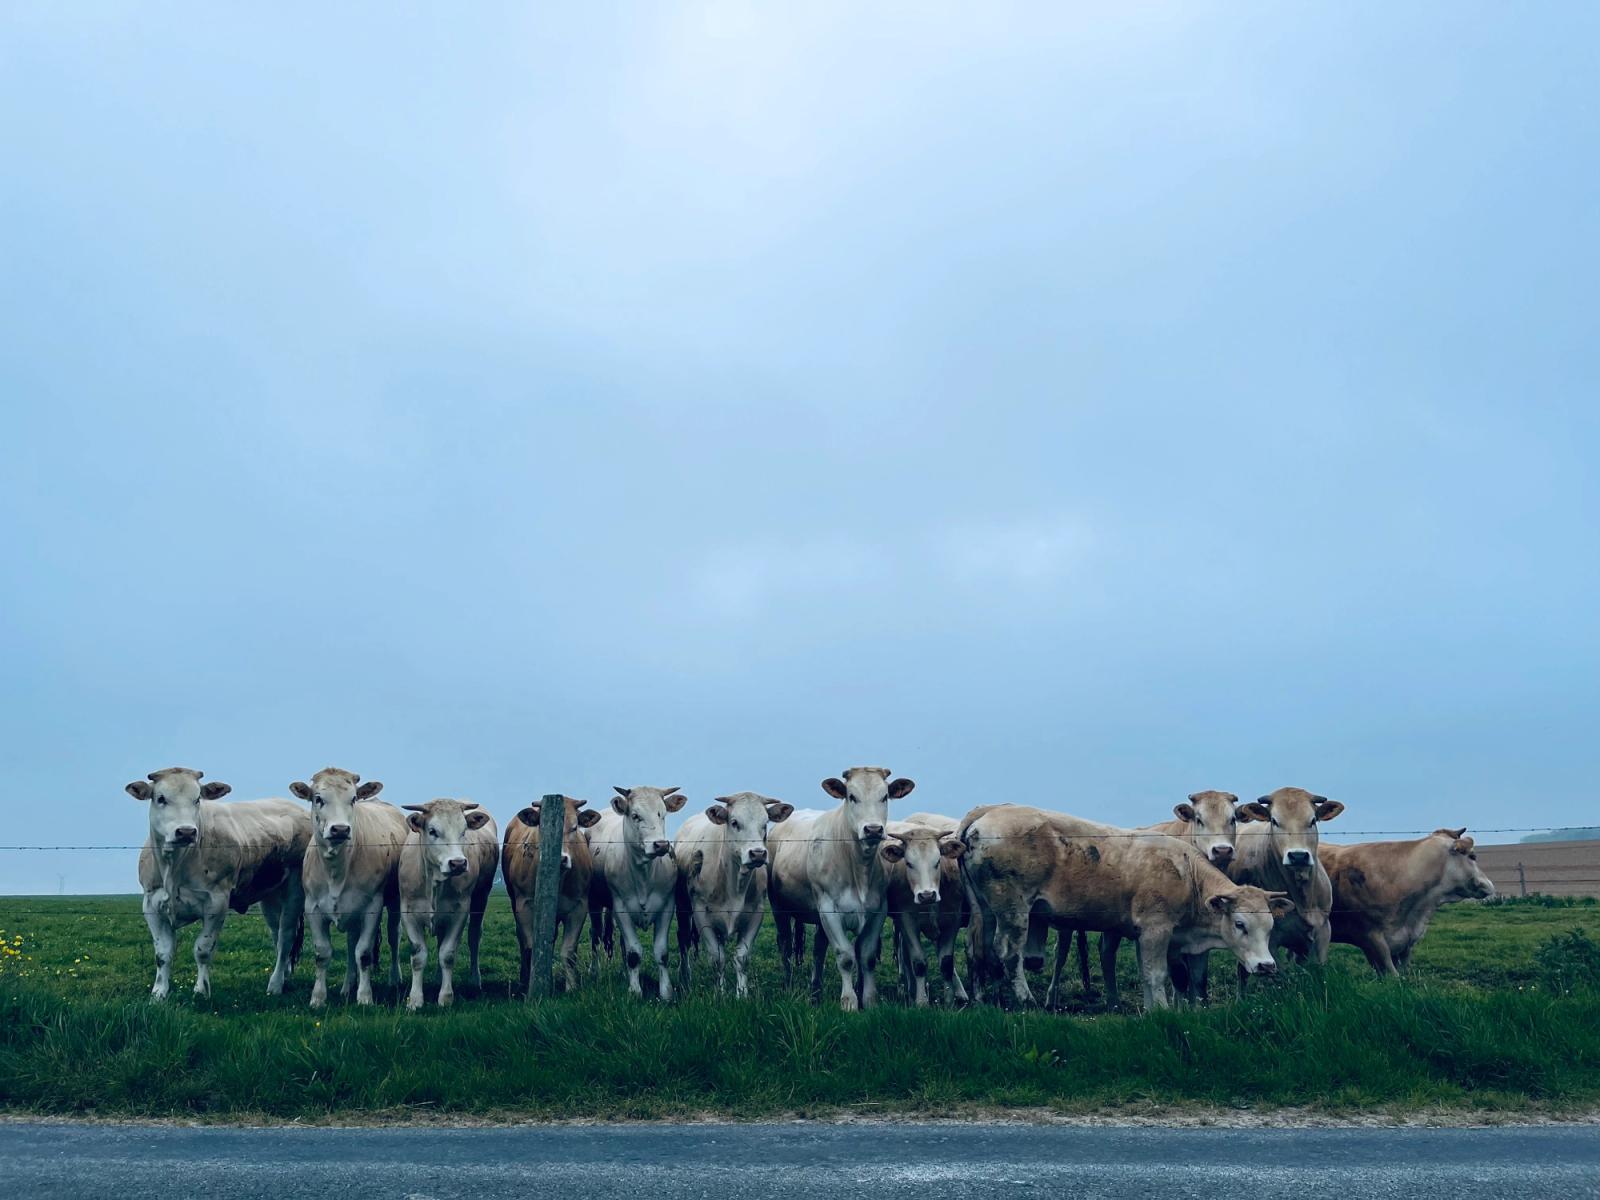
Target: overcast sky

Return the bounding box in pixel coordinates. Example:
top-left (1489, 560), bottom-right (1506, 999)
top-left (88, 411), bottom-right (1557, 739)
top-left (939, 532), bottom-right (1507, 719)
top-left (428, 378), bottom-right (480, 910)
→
top-left (3, 3), bottom-right (1597, 894)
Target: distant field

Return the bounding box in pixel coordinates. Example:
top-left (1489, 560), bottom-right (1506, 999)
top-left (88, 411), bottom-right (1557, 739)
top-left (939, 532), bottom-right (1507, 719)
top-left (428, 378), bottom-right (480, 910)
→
top-left (1, 894), bottom-right (1598, 1121)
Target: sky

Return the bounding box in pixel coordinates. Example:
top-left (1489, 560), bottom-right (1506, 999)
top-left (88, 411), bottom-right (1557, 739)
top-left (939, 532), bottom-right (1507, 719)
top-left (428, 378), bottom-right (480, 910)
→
top-left (2, 3), bottom-right (1597, 895)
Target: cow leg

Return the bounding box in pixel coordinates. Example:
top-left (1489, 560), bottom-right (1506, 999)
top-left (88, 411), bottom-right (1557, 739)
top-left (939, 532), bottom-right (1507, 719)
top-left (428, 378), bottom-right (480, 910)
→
top-left (612, 909), bottom-right (646, 997)
top-left (143, 892), bottom-right (176, 1001)
top-left (1311, 919), bottom-right (1332, 966)
top-left (1100, 933), bottom-right (1122, 1010)
top-left (858, 909), bottom-right (888, 1010)
top-left (936, 916), bottom-right (967, 1005)
top-left (308, 910), bottom-right (335, 1009)
top-left (386, 894), bottom-right (401, 988)
top-left (896, 913), bottom-right (929, 1007)
top-left (1044, 928), bottom-right (1070, 1010)
top-left (774, 908), bottom-right (795, 987)
top-left (808, 921), bottom-right (828, 1002)
top-left (266, 872), bottom-right (305, 995)
top-left (342, 927), bottom-right (358, 1002)
top-left (815, 908), bottom-right (862, 1011)
top-left (1137, 929), bottom-right (1174, 1011)
top-left (732, 913), bottom-right (758, 999)
top-left (190, 895), bottom-right (228, 998)
top-left (1076, 930), bottom-right (1095, 998)
top-left (353, 907), bottom-right (381, 1005)
top-left (987, 909), bottom-right (1034, 1008)
top-left (1354, 929), bottom-right (1399, 976)
top-left (651, 909), bottom-right (675, 1002)
top-left (467, 905), bottom-right (486, 991)
top-left (403, 913), bottom-right (429, 1011)
top-left (558, 910), bottom-right (585, 992)
top-left (438, 916), bottom-right (465, 1007)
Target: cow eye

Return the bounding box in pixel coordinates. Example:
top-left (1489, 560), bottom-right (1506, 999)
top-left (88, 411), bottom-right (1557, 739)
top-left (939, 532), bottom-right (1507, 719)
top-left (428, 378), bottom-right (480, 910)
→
top-left (155, 796), bottom-right (166, 806)
top-left (1235, 919), bottom-right (1247, 932)
top-left (428, 827), bottom-right (439, 838)
top-left (1270, 817), bottom-right (1280, 827)
top-left (730, 821), bottom-right (740, 831)
top-left (313, 796), bottom-right (324, 807)
top-left (1468, 853), bottom-right (1477, 861)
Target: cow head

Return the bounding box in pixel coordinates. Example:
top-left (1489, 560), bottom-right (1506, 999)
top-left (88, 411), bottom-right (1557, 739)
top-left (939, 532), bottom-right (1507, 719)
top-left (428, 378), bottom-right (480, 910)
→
top-left (127, 767), bottom-right (231, 851)
top-left (821, 766), bottom-right (914, 847)
top-left (883, 824), bottom-right (961, 905)
top-left (705, 791), bottom-right (794, 872)
top-left (1237, 787), bottom-right (1343, 879)
top-left (516, 797), bottom-right (601, 869)
top-left (1172, 790), bottom-right (1245, 869)
top-left (1433, 829), bottom-right (1495, 901)
top-left (290, 767), bottom-right (383, 850)
top-left (404, 800), bottom-right (489, 878)
top-left (1209, 886), bottom-right (1295, 974)
top-left (611, 786), bottom-right (687, 860)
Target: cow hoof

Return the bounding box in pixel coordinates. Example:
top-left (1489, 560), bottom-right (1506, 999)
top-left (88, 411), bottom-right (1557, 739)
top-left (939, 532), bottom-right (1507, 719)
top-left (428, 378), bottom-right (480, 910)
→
top-left (406, 997), bottom-right (424, 1012)
top-left (840, 994), bottom-right (859, 1013)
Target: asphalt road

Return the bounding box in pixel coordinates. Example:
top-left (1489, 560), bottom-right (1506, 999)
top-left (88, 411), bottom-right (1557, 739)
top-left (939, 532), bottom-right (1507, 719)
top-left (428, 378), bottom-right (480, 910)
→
top-left (4, 1120), bottom-right (1598, 1199)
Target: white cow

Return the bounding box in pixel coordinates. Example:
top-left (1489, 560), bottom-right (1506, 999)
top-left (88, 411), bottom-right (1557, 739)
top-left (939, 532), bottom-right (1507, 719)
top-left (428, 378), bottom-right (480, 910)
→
top-left (769, 766), bottom-right (916, 1011)
top-left (590, 785), bottom-right (687, 1000)
top-left (128, 766), bottom-right (311, 1000)
top-left (291, 766), bottom-right (408, 1008)
top-left (398, 799), bottom-right (499, 1009)
top-left (673, 791), bottom-right (794, 997)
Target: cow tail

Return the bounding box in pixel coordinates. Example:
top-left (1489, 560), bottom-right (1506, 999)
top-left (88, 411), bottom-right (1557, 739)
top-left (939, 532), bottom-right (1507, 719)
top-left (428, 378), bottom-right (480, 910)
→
top-left (289, 907), bottom-right (306, 971)
top-left (956, 818), bottom-right (996, 996)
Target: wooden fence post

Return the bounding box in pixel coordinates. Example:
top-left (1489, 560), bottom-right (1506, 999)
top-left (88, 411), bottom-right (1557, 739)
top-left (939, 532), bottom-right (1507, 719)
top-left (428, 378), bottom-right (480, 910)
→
top-left (1517, 862), bottom-right (1527, 898)
top-left (527, 793), bottom-right (567, 999)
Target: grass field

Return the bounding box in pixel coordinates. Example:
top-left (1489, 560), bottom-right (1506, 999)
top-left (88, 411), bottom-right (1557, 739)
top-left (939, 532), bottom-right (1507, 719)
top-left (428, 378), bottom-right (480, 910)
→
top-left (2, 893), bottom-right (1598, 1121)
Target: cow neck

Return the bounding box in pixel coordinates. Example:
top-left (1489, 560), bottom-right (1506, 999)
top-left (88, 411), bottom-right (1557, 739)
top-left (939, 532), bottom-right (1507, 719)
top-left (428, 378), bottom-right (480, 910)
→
top-left (317, 811), bottom-right (357, 894)
top-left (153, 800), bottom-right (212, 901)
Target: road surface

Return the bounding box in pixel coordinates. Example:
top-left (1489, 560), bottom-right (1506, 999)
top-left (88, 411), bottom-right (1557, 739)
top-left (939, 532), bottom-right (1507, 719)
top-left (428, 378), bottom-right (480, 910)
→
top-left (4, 1120), bottom-right (1597, 1199)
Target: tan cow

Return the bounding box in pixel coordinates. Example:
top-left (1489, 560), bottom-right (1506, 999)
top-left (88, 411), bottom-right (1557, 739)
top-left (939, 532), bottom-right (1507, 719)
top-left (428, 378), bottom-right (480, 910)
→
top-left (958, 803), bottom-right (1292, 1010)
top-left (129, 767), bottom-right (311, 1000)
top-left (674, 791), bottom-right (794, 997)
top-left (292, 766), bottom-right (408, 1008)
top-left (885, 817), bottom-right (967, 1006)
top-left (399, 799), bottom-right (499, 1009)
top-left (1231, 786), bottom-right (1345, 965)
top-left (1322, 828), bottom-right (1494, 975)
top-left (503, 795), bottom-right (601, 994)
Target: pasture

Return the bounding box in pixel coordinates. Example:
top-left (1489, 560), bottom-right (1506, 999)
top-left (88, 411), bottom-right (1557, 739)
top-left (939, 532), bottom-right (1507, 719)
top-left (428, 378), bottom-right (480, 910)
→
top-left (1, 893), bottom-right (1598, 1121)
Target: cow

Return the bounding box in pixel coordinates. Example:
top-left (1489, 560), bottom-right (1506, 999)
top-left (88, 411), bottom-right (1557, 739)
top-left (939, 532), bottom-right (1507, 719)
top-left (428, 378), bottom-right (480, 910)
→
top-left (1321, 828), bottom-right (1494, 975)
top-left (129, 767), bottom-right (311, 1001)
top-left (589, 785), bottom-right (687, 1000)
top-left (1230, 786), bottom-right (1345, 967)
top-left (1093, 790), bottom-right (1257, 1007)
top-left (291, 766), bottom-right (407, 1008)
top-left (503, 795), bottom-right (601, 994)
top-left (958, 804), bottom-right (1292, 1011)
top-left (768, 766), bottom-right (916, 1011)
top-left (398, 799), bottom-right (499, 1009)
top-left (673, 791), bottom-right (794, 997)
top-left (883, 817), bottom-right (967, 1006)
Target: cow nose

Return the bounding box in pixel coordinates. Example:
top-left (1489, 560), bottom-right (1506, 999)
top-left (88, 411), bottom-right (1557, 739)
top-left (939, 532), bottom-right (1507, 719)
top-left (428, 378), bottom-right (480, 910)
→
top-left (446, 857), bottom-right (468, 874)
top-left (1211, 845), bottom-right (1234, 866)
top-left (651, 840), bottom-right (672, 857)
top-left (747, 847), bottom-right (768, 865)
top-left (328, 824), bottom-right (351, 841)
top-left (560, 853), bottom-right (572, 869)
top-left (1254, 960), bottom-right (1278, 977)
top-left (1286, 850), bottom-right (1311, 867)
top-left (916, 889), bottom-right (939, 904)
top-left (862, 824), bottom-right (884, 840)
top-left (173, 825), bottom-right (197, 843)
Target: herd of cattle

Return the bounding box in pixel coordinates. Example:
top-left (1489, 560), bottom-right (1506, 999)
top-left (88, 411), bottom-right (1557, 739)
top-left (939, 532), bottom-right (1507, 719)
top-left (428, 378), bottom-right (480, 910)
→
top-left (126, 764), bottom-right (1496, 1012)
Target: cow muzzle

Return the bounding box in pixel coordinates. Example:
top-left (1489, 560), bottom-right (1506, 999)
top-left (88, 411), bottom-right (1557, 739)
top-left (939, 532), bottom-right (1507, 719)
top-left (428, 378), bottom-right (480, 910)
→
top-left (915, 889), bottom-right (939, 904)
top-left (1247, 959), bottom-right (1277, 976)
top-left (171, 826), bottom-right (198, 846)
top-left (1284, 849), bottom-right (1312, 869)
top-left (650, 840), bottom-right (672, 858)
top-left (861, 824), bottom-right (884, 842)
top-left (1209, 845), bottom-right (1234, 867)
top-left (560, 853), bottom-right (572, 870)
top-left (446, 857), bottom-right (468, 875)
top-left (326, 824), bottom-right (352, 843)
top-left (746, 847), bottom-right (768, 867)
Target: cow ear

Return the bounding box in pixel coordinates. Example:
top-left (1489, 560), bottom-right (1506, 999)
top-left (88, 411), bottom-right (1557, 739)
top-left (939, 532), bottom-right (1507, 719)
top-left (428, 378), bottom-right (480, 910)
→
top-left (200, 782), bottom-right (232, 801)
top-left (1173, 803), bottom-right (1197, 823)
top-left (356, 781), bottom-right (383, 801)
top-left (407, 811), bottom-right (426, 832)
top-left (577, 808), bottom-right (602, 828)
top-left (1267, 893), bottom-right (1297, 918)
top-left (290, 781), bottom-right (312, 801)
top-left (821, 777), bottom-right (848, 799)
top-left (465, 810), bottom-right (491, 830)
top-left (706, 804), bottom-right (730, 825)
top-left (518, 806), bottom-right (541, 827)
top-left (886, 777), bottom-right (916, 800)
top-left (1237, 803), bottom-right (1270, 823)
top-left (1314, 799), bottom-right (1344, 823)
top-left (1451, 836), bottom-right (1475, 855)
top-left (939, 837), bottom-right (966, 859)
top-left (663, 790), bottom-right (688, 813)
top-left (879, 839), bottom-right (906, 862)
top-left (1207, 892), bottom-right (1237, 913)
top-left (610, 794), bottom-right (628, 816)
top-left (766, 801), bottom-right (795, 823)
top-left (127, 781), bottom-right (154, 801)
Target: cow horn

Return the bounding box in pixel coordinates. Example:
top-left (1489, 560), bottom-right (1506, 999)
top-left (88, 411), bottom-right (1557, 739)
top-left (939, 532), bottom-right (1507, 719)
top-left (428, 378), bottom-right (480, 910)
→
top-left (1256, 794), bottom-right (1272, 806)
top-left (461, 801), bottom-right (479, 810)
top-left (662, 786), bottom-right (681, 797)
top-left (571, 798), bottom-right (586, 808)
top-left (613, 786), bottom-right (631, 799)
top-left (402, 804), bottom-right (428, 812)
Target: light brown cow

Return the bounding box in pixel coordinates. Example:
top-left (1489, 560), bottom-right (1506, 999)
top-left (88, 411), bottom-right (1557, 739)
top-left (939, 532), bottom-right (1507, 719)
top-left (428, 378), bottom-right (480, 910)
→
top-left (885, 817), bottom-right (967, 1006)
top-left (503, 796), bottom-right (602, 995)
top-left (769, 766), bottom-right (916, 1010)
top-left (1231, 786), bottom-right (1344, 965)
top-left (399, 799), bottom-right (499, 1009)
top-left (292, 766), bottom-right (408, 1008)
top-left (1321, 828), bottom-right (1494, 975)
top-left (129, 767), bottom-right (311, 1000)
top-left (673, 791), bottom-right (794, 997)
top-left (959, 803), bottom-right (1292, 1011)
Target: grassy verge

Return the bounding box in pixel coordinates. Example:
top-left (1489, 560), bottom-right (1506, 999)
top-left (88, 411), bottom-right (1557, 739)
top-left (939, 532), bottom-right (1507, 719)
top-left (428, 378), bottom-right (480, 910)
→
top-left (1, 894), bottom-right (1598, 1120)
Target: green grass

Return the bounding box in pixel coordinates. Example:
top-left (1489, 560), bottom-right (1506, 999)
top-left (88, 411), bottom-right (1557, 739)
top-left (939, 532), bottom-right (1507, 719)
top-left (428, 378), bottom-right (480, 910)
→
top-left (1, 894), bottom-right (1598, 1121)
